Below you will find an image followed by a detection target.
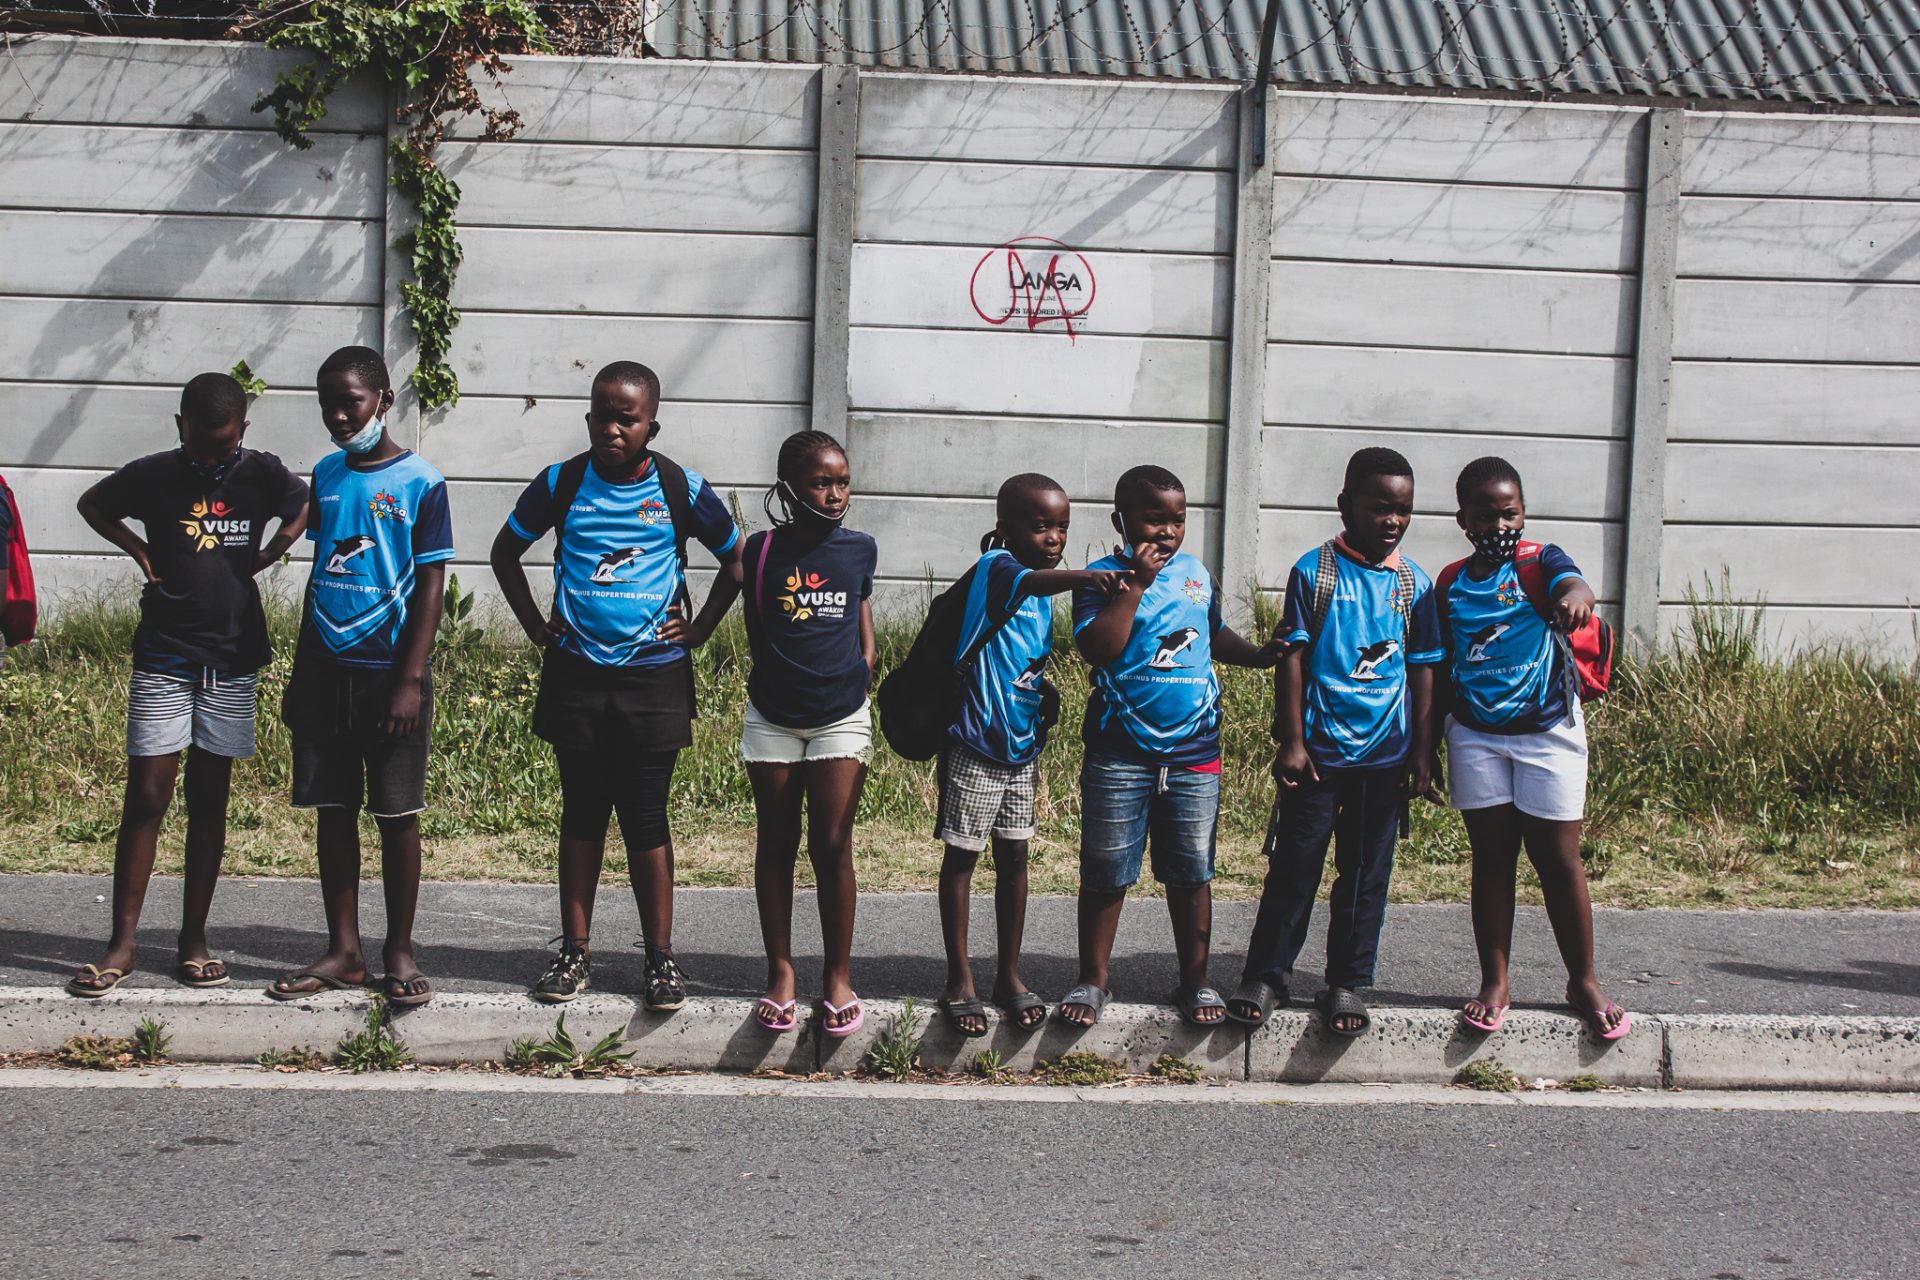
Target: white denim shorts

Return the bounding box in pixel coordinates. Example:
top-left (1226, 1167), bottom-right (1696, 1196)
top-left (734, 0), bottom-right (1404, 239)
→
top-left (740, 699), bottom-right (873, 765)
top-left (1445, 708), bottom-right (1588, 822)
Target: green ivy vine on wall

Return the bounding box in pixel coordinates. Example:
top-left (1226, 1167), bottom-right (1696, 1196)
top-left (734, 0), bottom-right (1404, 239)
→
top-left (247, 1), bottom-right (554, 409)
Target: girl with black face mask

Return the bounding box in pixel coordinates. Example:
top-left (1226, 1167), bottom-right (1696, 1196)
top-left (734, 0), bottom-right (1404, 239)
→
top-left (1426, 456), bottom-right (1630, 1045)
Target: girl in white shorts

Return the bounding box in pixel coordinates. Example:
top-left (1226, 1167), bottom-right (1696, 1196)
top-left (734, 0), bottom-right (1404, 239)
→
top-left (1430, 457), bottom-right (1630, 1043)
top-left (738, 431), bottom-right (877, 1040)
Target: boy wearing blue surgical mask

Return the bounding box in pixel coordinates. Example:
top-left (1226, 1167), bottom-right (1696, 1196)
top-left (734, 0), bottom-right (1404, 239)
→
top-left (268, 346), bottom-right (453, 1008)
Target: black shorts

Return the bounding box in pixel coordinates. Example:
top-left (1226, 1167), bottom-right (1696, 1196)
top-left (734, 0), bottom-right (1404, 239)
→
top-left (283, 656), bottom-right (432, 818)
top-left (532, 648), bottom-right (694, 753)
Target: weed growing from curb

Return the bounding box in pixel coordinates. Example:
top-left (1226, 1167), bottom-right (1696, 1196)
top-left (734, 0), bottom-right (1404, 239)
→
top-left (972, 1049), bottom-right (1011, 1082)
top-left (505, 1013), bottom-right (634, 1079)
top-left (334, 1000), bottom-right (412, 1073)
top-left (1564, 1073), bottom-right (1607, 1092)
top-left (1148, 1053), bottom-right (1203, 1084)
top-left (1038, 1051), bottom-right (1127, 1086)
top-left (57, 1034), bottom-right (134, 1071)
top-left (1453, 1058), bottom-right (1523, 1092)
top-left (131, 1017), bottom-right (170, 1064)
top-left (861, 998), bottom-right (924, 1081)
top-left (257, 1047), bottom-right (330, 1072)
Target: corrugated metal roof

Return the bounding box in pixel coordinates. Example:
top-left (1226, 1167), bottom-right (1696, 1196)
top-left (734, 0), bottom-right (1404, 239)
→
top-left (645, 0), bottom-right (1920, 105)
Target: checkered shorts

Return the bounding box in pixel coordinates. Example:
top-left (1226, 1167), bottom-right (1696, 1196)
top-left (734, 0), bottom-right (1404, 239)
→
top-left (935, 742), bottom-right (1039, 852)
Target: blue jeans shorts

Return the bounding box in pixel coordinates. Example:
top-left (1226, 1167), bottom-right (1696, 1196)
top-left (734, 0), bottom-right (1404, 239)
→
top-left (1078, 751), bottom-right (1219, 892)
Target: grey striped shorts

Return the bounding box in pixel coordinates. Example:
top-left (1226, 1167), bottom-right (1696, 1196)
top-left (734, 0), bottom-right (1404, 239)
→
top-left (126, 669), bottom-right (259, 759)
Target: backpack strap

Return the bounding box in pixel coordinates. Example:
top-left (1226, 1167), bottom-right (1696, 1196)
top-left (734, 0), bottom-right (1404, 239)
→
top-left (950, 564), bottom-right (1018, 681)
top-left (1393, 559), bottom-right (1417, 646)
top-left (1512, 540), bottom-right (1578, 726)
top-left (648, 448), bottom-right (695, 574)
top-left (750, 529), bottom-right (773, 618)
top-left (1306, 539), bottom-right (1339, 642)
top-left (547, 452), bottom-right (593, 547)
top-left (1433, 556), bottom-right (1469, 650)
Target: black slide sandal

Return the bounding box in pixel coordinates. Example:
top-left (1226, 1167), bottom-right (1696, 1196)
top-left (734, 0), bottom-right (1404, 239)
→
top-left (938, 996), bottom-right (990, 1037)
top-left (994, 990), bottom-right (1047, 1031)
top-left (1225, 979), bottom-right (1283, 1027)
top-left (1317, 987), bottom-right (1371, 1038)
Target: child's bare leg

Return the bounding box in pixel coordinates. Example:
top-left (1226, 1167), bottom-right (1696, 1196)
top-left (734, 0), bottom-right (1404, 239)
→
top-left (989, 836), bottom-right (1036, 1019)
top-left (1060, 889), bottom-right (1125, 1025)
top-left (74, 754), bottom-right (178, 988)
top-left (376, 814), bottom-right (424, 992)
top-left (177, 748), bottom-right (232, 970)
top-left (1519, 812), bottom-right (1621, 1031)
top-left (273, 807), bottom-right (368, 993)
top-left (748, 762), bottom-right (804, 1025)
top-left (1167, 883), bottom-right (1222, 1023)
top-left (937, 843), bottom-right (984, 1031)
top-left (1462, 805), bottom-right (1523, 1020)
top-left (806, 757), bottom-right (866, 1027)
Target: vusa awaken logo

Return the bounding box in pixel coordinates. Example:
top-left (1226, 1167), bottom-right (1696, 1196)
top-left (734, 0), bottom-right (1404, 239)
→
top-left (778, 567), bottom-right (847, 623)
top-left (366, 489), bottom-right (410, 522)
top-left (969, 236), bottom-right (1097, 341)
top-left (179, 498), bottom-right (250, 552)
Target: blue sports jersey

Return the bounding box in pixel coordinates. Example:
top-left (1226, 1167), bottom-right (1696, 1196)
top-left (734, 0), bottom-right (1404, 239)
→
top-left (1072, 548), bottom-right (1223, 767)
top-left (302, 451), bottom-right (455, 669)
top-left (1282, 539), bottom-right (1445, 769)
top-left (950, 550), bottom-right (1053, 766)
top-left (1442, 543), bottom-right (1583, 734)
top-left (507, 456), bottom-right (739, 668)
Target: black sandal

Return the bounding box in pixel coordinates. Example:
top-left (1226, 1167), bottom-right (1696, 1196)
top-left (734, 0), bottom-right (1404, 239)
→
top-left (938, 996), bottom-right (990, 1038)
top-left (1317, 986), bottom-right (1371, 1038)
top-left (534, 939), bottom-right (590, 1004)
top-left (994, 990), bottom-right (1047, 1031)
top-left (1225, 978), bottom-right (1284, 1027)
top-left (382, 973), bottom-right (433, 1007)
top-left (644, 954), bottom-right (687, 1012)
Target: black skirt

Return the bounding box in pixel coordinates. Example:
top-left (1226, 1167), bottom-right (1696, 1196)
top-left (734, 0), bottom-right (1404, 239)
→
top-left (532, 647), bottom-right (695, 752)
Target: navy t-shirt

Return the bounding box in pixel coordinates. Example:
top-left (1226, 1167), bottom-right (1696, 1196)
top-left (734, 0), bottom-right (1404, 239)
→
top-left (93, 448), bottom-right (309, 676)
top-left (742, 525), bottom-right (876, 729)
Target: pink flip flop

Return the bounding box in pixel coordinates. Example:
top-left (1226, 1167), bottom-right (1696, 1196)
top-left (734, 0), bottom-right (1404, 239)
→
top-left (754, 997), bottom-right (797, 1034)
top-left (1459, 1000), bottom-right (1509, 1034)
top-left (1580, 1001), bottom-right (1633, 1042)
top-left (821, 995), bottom-right (864, 1039)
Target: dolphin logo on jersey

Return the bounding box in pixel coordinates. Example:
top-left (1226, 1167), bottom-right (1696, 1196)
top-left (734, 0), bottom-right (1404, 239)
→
top-left (1147, 626), bottom-right (1200, 671)
top-left (1466, 623), bottom-right (1510, 663)
top-left (590, 547), bottom-right (643, 584)
top-left (1350, 639), bottom-right (1399, 681)
top-left (324, 535), bottom-right (377, 576)
top-left (1011, 653), bottom-right (1050, 691)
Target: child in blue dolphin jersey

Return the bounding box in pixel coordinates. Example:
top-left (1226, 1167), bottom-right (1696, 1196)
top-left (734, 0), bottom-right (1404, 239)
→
top-left (1059, 465), bottom-right (1283, 1029)
top-left (934, 474), bottom-right (1124, 1037)
top-left (1431, 456), bottom-right (1630, 1043)
top-left (490, 361), bottom-right (744, 1010)
top-left (271, 346), bottom-right (451, 1007)
top-left (1227, 448), bottom-right (1443, 1037)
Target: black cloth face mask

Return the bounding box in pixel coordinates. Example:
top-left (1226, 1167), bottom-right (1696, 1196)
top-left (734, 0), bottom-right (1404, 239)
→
top-left (1468, 526), bottom-right (1522, 564)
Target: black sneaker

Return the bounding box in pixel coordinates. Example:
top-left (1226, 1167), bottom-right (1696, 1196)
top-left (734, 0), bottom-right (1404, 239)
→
top-left (644, 954), bottom-right (688, 1013)
top-left (534, 941), bottom-right (590, 1003)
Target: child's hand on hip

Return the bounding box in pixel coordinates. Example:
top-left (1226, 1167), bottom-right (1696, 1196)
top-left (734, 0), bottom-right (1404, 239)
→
top-left (657, 604), bottom-right (702, 647)
top-left (1272, 740), bottom-right (1319, 789)
top-left (526, 615), bottom-right (567, 649)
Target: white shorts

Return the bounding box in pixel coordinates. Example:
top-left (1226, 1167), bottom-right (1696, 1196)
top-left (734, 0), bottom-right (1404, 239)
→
top-left (1445, 709), bottom-right (1587, 822)
top-left (740, 699), bottom-right (873, 765)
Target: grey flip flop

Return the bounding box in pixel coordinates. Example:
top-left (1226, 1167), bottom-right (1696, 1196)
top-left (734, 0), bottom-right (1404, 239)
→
top-left (1055, 983), bottom-right (1111, 1026)
top-left (1171, 985), bottom-right (1228, 1027)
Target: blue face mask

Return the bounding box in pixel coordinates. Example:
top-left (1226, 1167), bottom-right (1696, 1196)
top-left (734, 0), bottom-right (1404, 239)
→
top-left (181, 448), bottom-right (239, 482)
top-left (338, 415), bottom-right (385, 455)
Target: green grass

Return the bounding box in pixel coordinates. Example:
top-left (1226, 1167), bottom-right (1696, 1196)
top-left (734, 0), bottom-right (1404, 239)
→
top-left (1, 585), bottom-right (1916, 908)
top-left (1453, 1058), bottom-right (1524, 1092)
top-left (333, 999), bottom-right (412, 1073)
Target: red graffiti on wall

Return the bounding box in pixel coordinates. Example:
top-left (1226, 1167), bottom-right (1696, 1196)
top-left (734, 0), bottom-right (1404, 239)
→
top-left (969, 237), bottom-right (1097, 341)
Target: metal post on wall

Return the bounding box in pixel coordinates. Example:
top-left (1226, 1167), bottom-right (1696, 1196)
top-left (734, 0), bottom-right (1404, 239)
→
top-left (809, 65), bottom-right (860, 443)
top-left (1621, 109), bottom-right (1686, 652)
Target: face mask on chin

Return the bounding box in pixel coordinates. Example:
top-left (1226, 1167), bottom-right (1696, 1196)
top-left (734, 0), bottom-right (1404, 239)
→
top-left (182, 448), bottom-right (239, 483)
top-left (338, 415), bottom-right (385, 455)
top-left (782, 480), bottom-right (847, 524)
top-left (1468, 526), bottom-right (1522, 564)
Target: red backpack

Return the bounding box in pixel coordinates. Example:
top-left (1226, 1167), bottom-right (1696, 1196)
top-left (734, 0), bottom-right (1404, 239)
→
top-left (1436, 540), bottom-right (1612, 708)
top-left (0, 474), bottom-right (36, 647)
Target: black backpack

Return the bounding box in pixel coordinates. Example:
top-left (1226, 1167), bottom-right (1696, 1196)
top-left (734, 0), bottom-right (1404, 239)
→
top-left (876, 565), bottom-right (1058, 762)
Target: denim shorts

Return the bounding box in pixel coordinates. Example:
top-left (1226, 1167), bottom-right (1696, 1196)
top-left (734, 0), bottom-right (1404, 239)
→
top-left (1078, 751), bottom-right (1219, 892)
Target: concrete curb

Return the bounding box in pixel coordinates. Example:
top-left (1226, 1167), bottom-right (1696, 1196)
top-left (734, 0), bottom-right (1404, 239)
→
top-left (3, 988), bottom-right (1915, 1091)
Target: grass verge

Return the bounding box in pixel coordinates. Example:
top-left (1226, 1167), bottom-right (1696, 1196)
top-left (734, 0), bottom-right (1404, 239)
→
top-left (2, 585), bottom-right (1916, 909)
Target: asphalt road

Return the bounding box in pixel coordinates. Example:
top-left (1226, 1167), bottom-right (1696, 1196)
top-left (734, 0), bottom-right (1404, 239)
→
top-left (0, 1082), bottom-right (1915, 1279)
top-left (5, 874), bottom-right (1916, 1016)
